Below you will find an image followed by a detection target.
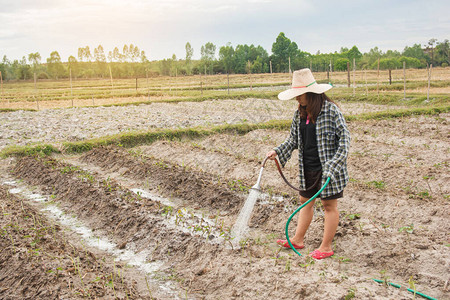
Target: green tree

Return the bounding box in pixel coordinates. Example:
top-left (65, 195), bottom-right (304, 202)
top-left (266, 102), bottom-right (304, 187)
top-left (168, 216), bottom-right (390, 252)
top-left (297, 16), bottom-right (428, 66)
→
top-left (27, 52), bottom-right (41, 74)
top-left (201, 42), bottom-right (216, 74)
top-left (219, 43), bottom-right (234, 73)
top-left (271, 32), bottom-right (298, 72)
top-left (334, 58), bottom-right (350, 71)
top-left (46, 51), bottom-right (65, 79)
top-left (372, 58), bottom-right (401, 70)
top-left (67, 55), bottom-right (79, 77)
top-left (94, 45), bottom-right (107, 77)
top-left (185, 42), bottom-right (194, 75)
top-left (435, 39), bottom-right (449, 66)
top-left (14, 56), bottom-right (32, 80)
top-left (94, 45), bottom-right (106, 62)
top-left (398, 56), bottom-right (423, 68)
top-left (427, 38), bottom-right (438, 65)
top-left (346, 46), bottom-right (362, 64)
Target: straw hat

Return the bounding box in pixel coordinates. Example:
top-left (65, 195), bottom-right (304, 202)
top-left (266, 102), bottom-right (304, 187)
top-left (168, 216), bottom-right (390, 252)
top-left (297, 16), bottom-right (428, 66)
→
top-left (278, 68), bottom-right (332, 100)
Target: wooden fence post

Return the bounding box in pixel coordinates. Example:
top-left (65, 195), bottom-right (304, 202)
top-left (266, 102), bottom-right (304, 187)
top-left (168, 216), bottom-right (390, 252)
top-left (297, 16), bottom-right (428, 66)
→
top-left (347, 61), bottom-right (350, 88)
top-left (227, 72), bottom-right (230, 95)
top-left (364, 68), bottom-right (368, 96)
top-left (269, 60), bottom-right (272, 74)
top-left (389, 69), bottom-right (392, 85)
top-left (403, 61), bottom-right (406, 99)
top-left (353, 58), bottom-right (356, 96)
top-left (427, 64), bottom-right (432, 101)
top-left (146, 69), bottom-right (150, 99)
top-left (288, 56), bottom-right (291, 74)
top-left (70, 68), bottom-right (73, 107)
top-left (109, 65), bottom-right (114, 99)
top-left (329, 60), bottom-right (333, 97)
top-left (0, 71), bottom-right (3, 103)
top-left (377, 58), bottom-right (380, 98)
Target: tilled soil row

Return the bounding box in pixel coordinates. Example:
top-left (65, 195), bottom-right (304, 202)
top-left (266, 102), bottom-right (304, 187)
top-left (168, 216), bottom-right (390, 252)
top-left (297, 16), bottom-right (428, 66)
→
top-left (79, 146), bottom-right (449, 299)
top-left (10, 154), bottom-right (448, 299)
top-left (80, 146), bottom-right (245, 214)
top-left (7, 155), bottom-right (401, 299)
top-left (7, 154), bottom-right (359, 299)
top-left (0, 185), bottom-right (145, 299)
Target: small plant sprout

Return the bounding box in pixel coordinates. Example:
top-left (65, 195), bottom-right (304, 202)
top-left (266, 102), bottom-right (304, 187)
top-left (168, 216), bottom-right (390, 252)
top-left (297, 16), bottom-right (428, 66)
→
top-left (379, 269), bottom-right (390, 286)
top-left (408, 276), bottom-right (417, 299)
top-left (399, 223), bottom-right (414, 234)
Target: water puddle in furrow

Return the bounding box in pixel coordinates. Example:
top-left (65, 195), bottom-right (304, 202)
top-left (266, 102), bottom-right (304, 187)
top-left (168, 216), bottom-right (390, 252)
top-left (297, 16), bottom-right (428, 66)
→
top-left (2, 180), bottom-right (180, 298)
top-left (131, 188), bottom-right (232, 246)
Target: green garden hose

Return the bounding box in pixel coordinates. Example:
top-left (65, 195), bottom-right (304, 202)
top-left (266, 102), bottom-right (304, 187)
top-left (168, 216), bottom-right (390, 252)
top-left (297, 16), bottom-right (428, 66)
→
top-left (271, 158), bottom-right (331, 256)
top-left (284, 177), bottom-right (330, 256)
top-left (372, 279), bottom-right (437, 300)
top-left (270, 159), bottom-right (437, 299)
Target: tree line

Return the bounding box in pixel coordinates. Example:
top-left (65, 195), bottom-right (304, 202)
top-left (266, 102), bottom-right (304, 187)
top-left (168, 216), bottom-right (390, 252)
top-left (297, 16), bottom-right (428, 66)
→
top-left (1, 33), bottom-right (448, 81)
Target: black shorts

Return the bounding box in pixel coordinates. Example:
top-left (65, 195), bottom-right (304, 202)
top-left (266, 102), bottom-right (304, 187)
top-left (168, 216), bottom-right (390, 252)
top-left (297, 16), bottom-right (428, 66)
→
top-left (300, 170), bottom-right (343, 200)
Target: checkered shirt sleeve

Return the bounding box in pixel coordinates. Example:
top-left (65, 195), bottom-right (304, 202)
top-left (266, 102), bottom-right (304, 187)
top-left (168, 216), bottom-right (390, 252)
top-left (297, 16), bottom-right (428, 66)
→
top-left (273, 111), bottom-right (299, 167)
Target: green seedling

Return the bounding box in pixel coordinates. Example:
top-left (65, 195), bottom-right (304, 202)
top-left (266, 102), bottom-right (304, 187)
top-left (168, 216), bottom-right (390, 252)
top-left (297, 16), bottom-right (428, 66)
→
top-left (379, 269), bottom-right (390, 286)
top-left (399, 223), bottom-right (414, 234)
top-left (346, 213), bottom-right (361, 220)
top-left (344, 288), bottom-right (356, 300)
top-left (367, 180), bottom-right (386, 189)
top-left (408, 276), bottom-right (417, 299)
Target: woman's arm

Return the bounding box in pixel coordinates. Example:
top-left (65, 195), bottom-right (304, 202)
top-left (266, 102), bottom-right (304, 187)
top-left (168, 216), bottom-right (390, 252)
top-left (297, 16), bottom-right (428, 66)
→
top-left (322, 109), bottom-right (350, 180)
top-left (273, 111), bottom-right (299, 167)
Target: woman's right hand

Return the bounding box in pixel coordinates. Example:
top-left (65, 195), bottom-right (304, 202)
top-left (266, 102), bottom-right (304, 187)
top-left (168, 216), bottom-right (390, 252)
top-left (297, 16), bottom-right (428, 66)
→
top-left (266, 150), bottom-right (278, 160)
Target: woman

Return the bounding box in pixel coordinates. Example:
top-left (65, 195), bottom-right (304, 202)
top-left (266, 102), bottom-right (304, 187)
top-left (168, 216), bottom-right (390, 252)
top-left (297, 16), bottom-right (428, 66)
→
top-left (266, 68), bottom-right (350, 260)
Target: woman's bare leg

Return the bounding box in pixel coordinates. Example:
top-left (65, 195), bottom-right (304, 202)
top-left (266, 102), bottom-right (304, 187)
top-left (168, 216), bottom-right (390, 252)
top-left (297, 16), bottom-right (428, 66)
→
top-left (317, 199), bottom-right (339, 252)
top-left (290, 196), bottom-right (315, 246)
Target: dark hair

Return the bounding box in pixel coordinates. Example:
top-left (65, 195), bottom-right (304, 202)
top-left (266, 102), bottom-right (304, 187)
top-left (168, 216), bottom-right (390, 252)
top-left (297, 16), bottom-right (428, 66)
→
top-left (298, 93), bottom-right (338, 123)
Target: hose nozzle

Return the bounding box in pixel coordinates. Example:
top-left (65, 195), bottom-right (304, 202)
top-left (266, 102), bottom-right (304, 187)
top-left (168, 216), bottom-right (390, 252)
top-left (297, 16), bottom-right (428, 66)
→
top-left (252, 157), bottom-right (269, 190)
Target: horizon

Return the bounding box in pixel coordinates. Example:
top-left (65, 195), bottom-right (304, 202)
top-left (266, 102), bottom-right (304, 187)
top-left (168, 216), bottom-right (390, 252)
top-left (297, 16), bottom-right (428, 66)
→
top-left (1, 0), bottom-right (449, 62)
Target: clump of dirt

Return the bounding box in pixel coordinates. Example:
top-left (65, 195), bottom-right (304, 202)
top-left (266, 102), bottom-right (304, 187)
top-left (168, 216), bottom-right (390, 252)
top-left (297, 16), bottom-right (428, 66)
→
top-left (0, 185), bottom-right (144, 299)
top-left (80, 146), bottom-right (244, 213)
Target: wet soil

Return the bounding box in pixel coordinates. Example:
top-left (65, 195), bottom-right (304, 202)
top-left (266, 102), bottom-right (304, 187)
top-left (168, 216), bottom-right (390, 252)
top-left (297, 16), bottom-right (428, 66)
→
top-left (0, 185), bottom-right (147, 299)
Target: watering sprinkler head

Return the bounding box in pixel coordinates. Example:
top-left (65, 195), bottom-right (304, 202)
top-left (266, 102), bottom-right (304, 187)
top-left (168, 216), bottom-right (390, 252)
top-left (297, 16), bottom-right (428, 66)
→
top-left (252, 157), bottom-right (269, 190)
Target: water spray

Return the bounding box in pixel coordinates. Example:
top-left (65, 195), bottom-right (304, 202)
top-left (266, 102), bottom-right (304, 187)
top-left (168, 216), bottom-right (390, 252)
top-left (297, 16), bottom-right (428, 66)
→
top-left (231, 156), bottom-right (330, 255)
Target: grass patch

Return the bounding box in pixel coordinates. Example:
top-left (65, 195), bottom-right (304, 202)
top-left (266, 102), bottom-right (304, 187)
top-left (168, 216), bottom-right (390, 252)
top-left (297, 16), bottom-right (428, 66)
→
top-left (61, 119), bottom-right (290, 154)
top-left (0, 144), bottom-right (60, 158)
top-left (0, 108), bottom-right (37, 113)
top-left (345, 105), bottom-right (450, 121)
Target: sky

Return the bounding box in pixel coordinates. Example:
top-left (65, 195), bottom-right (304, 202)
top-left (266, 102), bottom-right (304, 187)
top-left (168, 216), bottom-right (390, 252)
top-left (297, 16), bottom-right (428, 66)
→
top-left (0, 0), bottom-right (449, 62)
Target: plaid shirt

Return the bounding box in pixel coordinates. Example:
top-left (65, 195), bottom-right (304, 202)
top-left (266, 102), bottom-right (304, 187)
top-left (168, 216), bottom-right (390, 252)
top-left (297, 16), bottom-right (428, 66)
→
top-left (274, 100), bottom-right (350, 198)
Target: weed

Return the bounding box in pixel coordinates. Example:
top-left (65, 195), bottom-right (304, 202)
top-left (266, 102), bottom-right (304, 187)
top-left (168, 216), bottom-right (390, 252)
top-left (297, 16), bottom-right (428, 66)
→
top-left (408, 276), bottom-right (417, 299)
top-left (344, 288), bottom-right (356, 300)
top-left (299, 256), bottom-right (315, 269)
top-left (398, 223), bottom-right (414, 234)
top-left (346, 213), bottom-right (361, 220)
top-left (337, 256), bottom-right (352, 263)
top-left (227, 179), bottom-right (249, 193)
top-left (379, 269), bottom-right (390, 286)
top-left (367, 180), bottom-right (386, 189)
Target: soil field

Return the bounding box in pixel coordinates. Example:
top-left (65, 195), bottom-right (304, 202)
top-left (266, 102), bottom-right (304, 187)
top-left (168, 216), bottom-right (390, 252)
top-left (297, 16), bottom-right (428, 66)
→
top-left (0, 74), bottom-right (449, 300)
top-left (1, 103), bottom-right (449, 299)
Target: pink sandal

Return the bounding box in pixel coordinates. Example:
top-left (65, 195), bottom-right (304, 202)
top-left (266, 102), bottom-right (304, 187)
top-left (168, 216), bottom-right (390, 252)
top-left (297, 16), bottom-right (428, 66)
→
top-left (276, 239), bottom-right (305, 249)
top-left (310, 249), bottom-right (334, 259)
